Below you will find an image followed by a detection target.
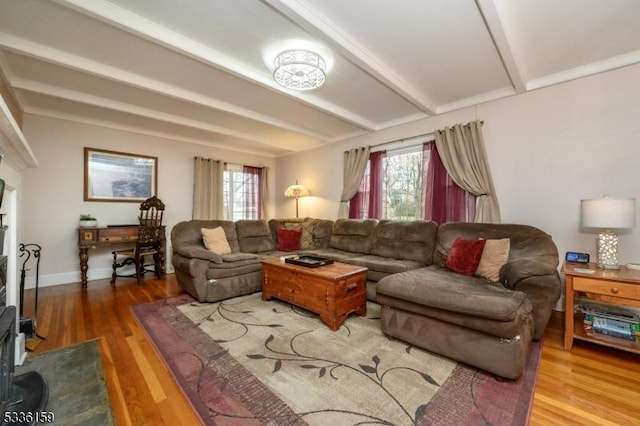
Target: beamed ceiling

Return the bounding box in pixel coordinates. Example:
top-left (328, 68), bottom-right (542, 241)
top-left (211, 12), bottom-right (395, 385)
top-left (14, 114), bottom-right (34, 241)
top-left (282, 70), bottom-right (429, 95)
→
top-left (1, 0), bottom-right (639, 158)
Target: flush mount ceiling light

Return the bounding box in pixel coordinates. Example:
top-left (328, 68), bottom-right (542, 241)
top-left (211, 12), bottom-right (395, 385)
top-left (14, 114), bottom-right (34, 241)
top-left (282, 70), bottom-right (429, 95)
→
top-left (273, 49), bottom-right (326, 91)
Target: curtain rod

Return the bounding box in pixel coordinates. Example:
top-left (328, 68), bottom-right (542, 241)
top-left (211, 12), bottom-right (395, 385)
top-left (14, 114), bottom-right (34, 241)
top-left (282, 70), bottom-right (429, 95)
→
top-left (366, 119), bottom-right (484, 151)
top-left (369, 132), bottom-right (434, 150)
top-left (194, 156), bottom-right (266, 170)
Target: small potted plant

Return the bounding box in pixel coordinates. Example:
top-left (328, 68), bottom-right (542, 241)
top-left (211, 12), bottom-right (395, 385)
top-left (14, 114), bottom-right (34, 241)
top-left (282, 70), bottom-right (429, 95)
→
top-left (79, 214), bottom-right (97, 228)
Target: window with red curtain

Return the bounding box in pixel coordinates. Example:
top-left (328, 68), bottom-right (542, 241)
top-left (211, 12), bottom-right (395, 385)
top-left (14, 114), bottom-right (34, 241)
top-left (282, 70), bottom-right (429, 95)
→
top-left (422, 141), bottom-right (476, 223)
top-left (350, 141), bottom-right (475, 223)
top-left (223, 164), bottom-right (262, 220)
top-left (349, 151), bottom-right (386, 218)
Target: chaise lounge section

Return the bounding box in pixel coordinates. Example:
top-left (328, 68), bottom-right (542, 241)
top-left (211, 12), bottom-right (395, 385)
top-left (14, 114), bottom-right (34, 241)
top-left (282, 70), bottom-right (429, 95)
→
top-left (375, 222), bottom-right (560, 378)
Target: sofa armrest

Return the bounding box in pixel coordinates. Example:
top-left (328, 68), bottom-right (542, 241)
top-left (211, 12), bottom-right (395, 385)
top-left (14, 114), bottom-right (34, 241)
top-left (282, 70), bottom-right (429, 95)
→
top-left (499, 255), bottom-right (558, 290)
top-left (500, 256), bottom-right (561, 340)
top-left (175, 244), bottom-right (223, 263)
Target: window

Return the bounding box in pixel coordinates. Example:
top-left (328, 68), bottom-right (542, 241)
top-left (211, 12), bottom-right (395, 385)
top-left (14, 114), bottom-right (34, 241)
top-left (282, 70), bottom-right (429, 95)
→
top-left (383, 146), bottom-right (424, 220)
top-left (223, 164), bottom-right (263, 220)
top-left (350, 141), bottom-right (476, 223)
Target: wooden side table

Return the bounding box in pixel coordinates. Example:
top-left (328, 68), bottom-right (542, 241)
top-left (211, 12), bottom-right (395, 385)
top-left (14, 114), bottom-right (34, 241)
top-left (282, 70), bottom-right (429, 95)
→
top-left (563, 261), bottom-right (640, 353)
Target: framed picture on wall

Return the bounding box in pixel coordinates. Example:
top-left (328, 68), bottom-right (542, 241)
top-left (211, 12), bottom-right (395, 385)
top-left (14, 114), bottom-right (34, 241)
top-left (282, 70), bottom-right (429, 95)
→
top-left (84, 148), bottom-right (157, 202)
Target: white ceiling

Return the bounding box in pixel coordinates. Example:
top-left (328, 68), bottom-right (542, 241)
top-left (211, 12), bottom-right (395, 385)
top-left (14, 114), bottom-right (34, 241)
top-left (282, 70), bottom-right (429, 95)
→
top-left (0, 0), bottom-right (639, 158)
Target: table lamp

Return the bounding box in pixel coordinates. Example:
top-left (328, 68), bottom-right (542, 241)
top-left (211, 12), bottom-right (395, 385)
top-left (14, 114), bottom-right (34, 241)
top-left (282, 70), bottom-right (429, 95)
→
top-left (581, 196), bottom-right (636, 269)
top-left (284, 181), bottom-right (309, 218)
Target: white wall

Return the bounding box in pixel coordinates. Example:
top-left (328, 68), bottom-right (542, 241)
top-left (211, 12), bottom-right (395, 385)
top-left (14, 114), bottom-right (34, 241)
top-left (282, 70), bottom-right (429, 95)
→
top-left (21, 116), bottom-right (276, 287)
top-left (276, 63), bottom-right (640, 267)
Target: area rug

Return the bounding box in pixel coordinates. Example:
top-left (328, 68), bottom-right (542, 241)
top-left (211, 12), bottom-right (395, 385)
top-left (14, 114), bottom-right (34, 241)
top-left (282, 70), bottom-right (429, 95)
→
top-left (15, 339), bottom-right (114, 425)
top-left (133, 293), bottom-right (540, 426)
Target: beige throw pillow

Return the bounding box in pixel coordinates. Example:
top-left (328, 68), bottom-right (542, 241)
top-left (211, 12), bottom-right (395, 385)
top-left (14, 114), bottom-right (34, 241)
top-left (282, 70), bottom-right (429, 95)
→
top-left (201, 227), bottom-right (232, 255)
top-left (475, 238), bottom-right (510, 282)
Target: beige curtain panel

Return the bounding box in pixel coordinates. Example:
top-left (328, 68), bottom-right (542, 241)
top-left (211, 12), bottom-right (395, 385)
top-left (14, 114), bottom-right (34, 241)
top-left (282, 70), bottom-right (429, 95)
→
top-left (338, 146), bottom-right (371, 218)
top-left (434, 120), bottom-right (501, 223)
top-left (193, 157), bottom-right (224, 220)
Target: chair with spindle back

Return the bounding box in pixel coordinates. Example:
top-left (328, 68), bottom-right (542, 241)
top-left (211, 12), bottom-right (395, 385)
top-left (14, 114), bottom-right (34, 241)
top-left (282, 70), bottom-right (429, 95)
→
top-left (111, 196), bottom-right (165, 285)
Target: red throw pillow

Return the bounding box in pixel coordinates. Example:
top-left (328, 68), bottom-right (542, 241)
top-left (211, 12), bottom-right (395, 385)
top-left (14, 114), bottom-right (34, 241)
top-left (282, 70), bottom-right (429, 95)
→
top-left (277, 226), bottom-right (302, 251)
top-left (445, 237), bottom-right (487, 276)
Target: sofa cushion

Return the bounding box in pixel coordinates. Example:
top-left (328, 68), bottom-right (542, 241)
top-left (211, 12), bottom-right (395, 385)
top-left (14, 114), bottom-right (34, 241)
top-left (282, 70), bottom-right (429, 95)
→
top-left (201, 227), bottom-right (232, 255)
top-left (377, 292), bottom-right (533, 339)
top-left (376, 266), bottom-right (528, 322)
top-left (329, 219), bottom-right (378, 254)
top-left (309, 248), bottom-right (364, 263)
top-left (221, 252), bottom-right (259, 262)
top-left (310, 219), bottom-right (333, 249)
top-left (236, 220), bottom-right (275, 253)
top-left (175, 244), bottom-right (222, 263)
top-left (370, 220), bottom-right (437, 264)
top-left (434, 222), bottom-right (559, 268)
top-left (346, 255), bottom-right (424, 276)
top-left (476, 238), bottom-right (510, 282)
top-left (277, 226), bottom-right (302, 251)
top-left (206, 261), bottom-right (263, 279)
top-left (445, 237), bottom-right (486, 276)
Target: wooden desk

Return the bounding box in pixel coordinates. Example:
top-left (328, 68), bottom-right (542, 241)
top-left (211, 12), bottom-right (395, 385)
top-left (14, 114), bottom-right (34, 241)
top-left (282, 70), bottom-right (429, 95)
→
top-left (563, 261), bottom-right (640, 353)
top-left (78, 225), bottom-right (166, 288)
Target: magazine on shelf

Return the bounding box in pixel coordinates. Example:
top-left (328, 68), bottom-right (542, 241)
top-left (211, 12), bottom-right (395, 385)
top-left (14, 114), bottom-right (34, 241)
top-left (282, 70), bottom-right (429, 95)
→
top-left (576, 299), bottom-right (640, 323)
top-left (583, 314), bottom-right (639, 341)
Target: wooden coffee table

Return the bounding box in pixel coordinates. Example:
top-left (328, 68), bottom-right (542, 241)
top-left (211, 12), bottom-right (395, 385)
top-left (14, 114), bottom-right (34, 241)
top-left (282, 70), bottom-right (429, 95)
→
top-left (261, 257), bottom-right (368, 331)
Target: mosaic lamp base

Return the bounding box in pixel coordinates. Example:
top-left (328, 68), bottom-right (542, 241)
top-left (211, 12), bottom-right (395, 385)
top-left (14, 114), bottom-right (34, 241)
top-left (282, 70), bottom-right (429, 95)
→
top-left (596, 230), bottom-right (620, 269)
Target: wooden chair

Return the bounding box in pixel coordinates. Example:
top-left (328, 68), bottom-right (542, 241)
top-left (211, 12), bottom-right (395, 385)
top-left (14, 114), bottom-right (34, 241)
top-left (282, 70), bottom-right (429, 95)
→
top-left (111, 196), bottom-right (165, 285)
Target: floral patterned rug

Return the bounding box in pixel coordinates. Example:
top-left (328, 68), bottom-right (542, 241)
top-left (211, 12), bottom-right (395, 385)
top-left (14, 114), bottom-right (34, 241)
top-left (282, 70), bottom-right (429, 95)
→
top-left (132, 293), bottom-right (540, 425)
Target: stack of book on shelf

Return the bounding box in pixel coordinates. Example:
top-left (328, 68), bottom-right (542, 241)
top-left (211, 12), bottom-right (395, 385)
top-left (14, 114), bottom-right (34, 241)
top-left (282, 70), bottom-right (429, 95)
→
top-left (577, 299), bottom-right (640, 341)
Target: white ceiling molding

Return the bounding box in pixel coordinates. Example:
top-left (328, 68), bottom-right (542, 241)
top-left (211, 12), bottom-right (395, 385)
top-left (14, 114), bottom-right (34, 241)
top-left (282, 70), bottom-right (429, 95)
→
top-left (527, 49), bottom-right (640, 91)
top-left (437, 87), bottom-right (516, 115)
top-left (263, 0), bottom-right (438, 116)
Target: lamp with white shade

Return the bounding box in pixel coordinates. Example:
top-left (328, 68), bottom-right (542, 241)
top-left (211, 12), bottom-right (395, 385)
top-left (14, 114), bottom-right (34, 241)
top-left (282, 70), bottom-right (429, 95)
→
top-left (580, 196), bottom-right (636, 269)
top-left (284, 181), bottom-right (309, 218)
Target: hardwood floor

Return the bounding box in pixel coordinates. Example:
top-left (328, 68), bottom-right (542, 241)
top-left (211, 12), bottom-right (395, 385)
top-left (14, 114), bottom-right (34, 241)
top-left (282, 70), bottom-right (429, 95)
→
top-left (23, 275), bottom-right (640, 425)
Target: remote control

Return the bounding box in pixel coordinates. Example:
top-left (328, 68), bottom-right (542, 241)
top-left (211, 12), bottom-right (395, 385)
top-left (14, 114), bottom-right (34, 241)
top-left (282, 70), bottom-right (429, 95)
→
top-left (573, 268), bottom-right (595, 274)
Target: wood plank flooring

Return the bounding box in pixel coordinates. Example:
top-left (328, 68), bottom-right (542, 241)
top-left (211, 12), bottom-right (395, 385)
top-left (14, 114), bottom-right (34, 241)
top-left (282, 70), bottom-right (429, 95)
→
top-left (23, 275), bottom-right (640, 425)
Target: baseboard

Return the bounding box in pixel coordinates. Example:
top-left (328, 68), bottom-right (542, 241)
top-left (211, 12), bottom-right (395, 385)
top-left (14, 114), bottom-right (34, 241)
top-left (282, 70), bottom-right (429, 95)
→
top-left (554, 295), bottom-right (565, 312)
top-left (22, 267), bottom-right (175, 289)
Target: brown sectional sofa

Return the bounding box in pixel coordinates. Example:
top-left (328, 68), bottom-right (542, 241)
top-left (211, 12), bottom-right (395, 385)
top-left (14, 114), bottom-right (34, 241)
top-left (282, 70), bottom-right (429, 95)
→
top-left (171, 217), bottom-right (560, 379)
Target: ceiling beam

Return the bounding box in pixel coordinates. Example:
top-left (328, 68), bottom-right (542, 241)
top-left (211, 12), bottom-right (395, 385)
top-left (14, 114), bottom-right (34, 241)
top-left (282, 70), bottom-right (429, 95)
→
top-left (474, 0), bottom-right (526, 93)
top-left (0, 33), bottom-right (338, 142)
top-left (262, 0), bottom-right (438, 116)
top-left (12, 78), bottom-right (303, 151)
top-left (25, 106), bottom-right (287, 158)
top-left (50, 0), bottom-right (378, 131)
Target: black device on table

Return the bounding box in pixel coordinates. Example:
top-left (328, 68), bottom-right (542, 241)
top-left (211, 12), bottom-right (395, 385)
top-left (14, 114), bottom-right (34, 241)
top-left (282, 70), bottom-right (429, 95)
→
top-left (565, 251), bottom-right (589, 263)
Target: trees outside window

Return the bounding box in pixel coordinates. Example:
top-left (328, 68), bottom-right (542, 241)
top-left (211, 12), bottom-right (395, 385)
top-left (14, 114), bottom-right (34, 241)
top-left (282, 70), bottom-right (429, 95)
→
top-left (350, 141), bottom-right (475, 223)
top-left (223, 164), bottom-right (262, 220)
